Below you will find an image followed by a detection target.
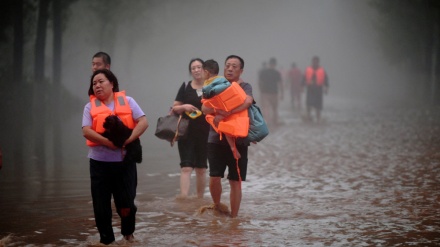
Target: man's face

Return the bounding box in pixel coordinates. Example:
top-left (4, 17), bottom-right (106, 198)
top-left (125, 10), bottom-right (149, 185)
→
top-left (224, 58), bottom-right (243, 82)
top-left (92, 57), bottom-right (110, 72)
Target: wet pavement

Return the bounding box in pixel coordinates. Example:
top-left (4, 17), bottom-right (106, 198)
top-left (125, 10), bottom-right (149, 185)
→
top-left (1, 96), bottom-right (439, 246)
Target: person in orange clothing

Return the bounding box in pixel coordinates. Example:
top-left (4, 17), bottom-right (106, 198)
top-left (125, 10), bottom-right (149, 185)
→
top-left (303, 56), bottom-right (329, 123)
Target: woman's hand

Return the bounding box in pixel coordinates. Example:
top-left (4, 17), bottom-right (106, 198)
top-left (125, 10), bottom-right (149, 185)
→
top-left (172, 102), bottom-right (198, 114)
top-left (123, 116), bottom-right (148, 147)
top-left (183, 104), bottom-right (198, 112)
top-left (83, 126), bottom-right (118, 149)
top-left (104, 138), bottom-right (118, 150)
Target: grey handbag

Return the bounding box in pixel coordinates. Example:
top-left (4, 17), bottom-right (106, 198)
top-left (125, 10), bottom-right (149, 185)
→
top-left (155, 114), bottom-right (189, 146)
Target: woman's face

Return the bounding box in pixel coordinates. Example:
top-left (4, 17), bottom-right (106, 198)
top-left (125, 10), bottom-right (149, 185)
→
top-left (92, 73), bottom-right (114, 100)
top-left (190, 60), bottom-right (204, 81)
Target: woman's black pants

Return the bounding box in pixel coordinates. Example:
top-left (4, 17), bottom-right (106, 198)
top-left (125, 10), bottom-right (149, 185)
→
top-left (90, 159), bottom-right (137, 244)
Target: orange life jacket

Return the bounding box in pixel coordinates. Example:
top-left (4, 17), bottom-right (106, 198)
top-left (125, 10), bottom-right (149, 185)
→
top-left (205, 109), bottom-right (249, 138)
top-left (86, 91), bottom-right (135, 146)
top-left (201, 82), bottom-right (247, 111)
top-left (305, 67), bottom-right (325, 86)
top-left (202, 82), bottom-right (249, 139)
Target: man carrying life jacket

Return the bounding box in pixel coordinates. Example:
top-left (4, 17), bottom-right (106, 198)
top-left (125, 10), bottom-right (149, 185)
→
top-left (201, 60), bottom-right (249, 160)
top-left (201, 55), bottom-right (254, 218)
top-left (302, 56), bottom-right (329, 123)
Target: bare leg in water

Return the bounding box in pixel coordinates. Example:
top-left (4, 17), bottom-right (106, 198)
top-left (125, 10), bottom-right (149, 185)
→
top-left (195, 167), bottom-right (206, 198)
top-left (229, 180), bottom-right (242, 218)
top-left (210, 177), bottom-right (222, 205)
top-left (179, 167), bottom-right (193, 198)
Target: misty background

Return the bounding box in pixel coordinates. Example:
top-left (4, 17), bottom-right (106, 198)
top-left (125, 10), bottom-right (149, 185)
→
top-left (0, 0), bottom-right (439, 172)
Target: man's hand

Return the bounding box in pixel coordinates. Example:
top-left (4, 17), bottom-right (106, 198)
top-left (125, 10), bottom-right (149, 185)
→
top-left (213, 114), bottom-right (225, 127)
top-left (216, 109), bottom-right (230, 117)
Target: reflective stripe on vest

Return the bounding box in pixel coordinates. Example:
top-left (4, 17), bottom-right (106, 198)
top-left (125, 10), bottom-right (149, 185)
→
top-left (86, 90), bottom-right (135, 146)
top-left (305, 67), bottom-right (325, 86)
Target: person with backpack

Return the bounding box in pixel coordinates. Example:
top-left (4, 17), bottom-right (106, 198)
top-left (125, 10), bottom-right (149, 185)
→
top-left (202, 55), bottom-right (254, 218)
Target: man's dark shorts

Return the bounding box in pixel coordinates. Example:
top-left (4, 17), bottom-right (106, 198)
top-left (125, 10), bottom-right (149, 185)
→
top-left (207, 143), bottom-right (248, 181)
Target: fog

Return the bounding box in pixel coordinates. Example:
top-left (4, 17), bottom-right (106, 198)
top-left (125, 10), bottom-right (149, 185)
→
top-left (3, 1), bottom-right (440, 245)
top-left (54, 0), bottom-right (410, 159)
top-left (0, 0), bottom-right (416, 169)
top-left (65, 0), bottom-right (393, 102)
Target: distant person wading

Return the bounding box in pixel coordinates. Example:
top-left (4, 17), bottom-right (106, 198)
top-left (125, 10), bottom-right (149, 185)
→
top-left (258, 57), bottom-right (283, 128)
top-left (302, 56), bottom-right (329, 123)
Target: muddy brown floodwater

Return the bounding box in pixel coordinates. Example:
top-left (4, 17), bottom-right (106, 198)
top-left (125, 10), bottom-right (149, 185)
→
top-left (1, 97), bottom-right (439, 246)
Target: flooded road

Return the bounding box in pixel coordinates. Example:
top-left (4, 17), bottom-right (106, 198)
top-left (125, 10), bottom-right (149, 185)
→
top-left (1, 96), bottom-right (440, 246)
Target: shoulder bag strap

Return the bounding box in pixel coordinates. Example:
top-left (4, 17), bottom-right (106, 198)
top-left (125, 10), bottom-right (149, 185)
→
top-left (171, 114), bottom-right (183, 147)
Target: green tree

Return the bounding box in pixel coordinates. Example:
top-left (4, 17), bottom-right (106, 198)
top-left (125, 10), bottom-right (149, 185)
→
top-left (0, 0), bottom-right (32, 169)
top-left (32, 0), bottom-right (51, 166)
top-left (0, 0), bottom-right (80, 169)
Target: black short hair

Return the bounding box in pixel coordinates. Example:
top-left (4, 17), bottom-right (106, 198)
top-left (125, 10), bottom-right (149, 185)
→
top-left (88, 69), bottom-right (119, 96)
top-left (93, 52), bottom-right (111, 65)
top-left (225, 55), bottom-right (244, 69)
top-left (203, 59), bottom-right (219, 75)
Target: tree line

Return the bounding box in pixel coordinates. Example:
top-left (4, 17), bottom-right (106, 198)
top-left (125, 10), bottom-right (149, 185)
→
top-left (370, 0), bottom-right (440, 103)
top-left (0, 0), bottom-right (138, 169)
